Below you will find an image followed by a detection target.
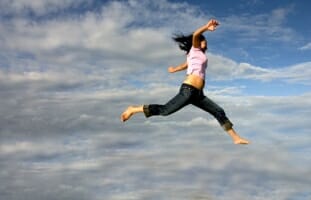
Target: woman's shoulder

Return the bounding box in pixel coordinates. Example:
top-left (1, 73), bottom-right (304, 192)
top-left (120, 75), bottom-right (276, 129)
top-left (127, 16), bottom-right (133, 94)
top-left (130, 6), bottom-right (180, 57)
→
top-left (190, 46), bottom-right (201, 51)
top-left (188, 46), bottom-right (203, 55)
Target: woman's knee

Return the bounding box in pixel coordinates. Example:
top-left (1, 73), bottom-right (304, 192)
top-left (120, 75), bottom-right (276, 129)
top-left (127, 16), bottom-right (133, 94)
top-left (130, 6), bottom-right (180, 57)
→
top-left (214, 107), bottom-right (226, 118)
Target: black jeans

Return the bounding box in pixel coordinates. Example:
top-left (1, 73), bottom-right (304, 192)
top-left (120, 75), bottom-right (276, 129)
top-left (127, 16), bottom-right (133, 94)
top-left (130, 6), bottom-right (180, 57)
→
top-left (143, 83), bottom-right (233, 131)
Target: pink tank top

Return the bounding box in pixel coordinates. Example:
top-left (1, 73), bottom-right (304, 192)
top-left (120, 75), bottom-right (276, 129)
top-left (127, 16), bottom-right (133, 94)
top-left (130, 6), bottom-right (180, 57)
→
top-left (186, 47), bottom-right (207, 80)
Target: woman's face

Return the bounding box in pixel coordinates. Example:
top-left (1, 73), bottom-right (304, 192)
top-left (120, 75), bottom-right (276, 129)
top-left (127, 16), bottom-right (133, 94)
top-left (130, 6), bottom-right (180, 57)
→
top-left (200, 40), bottom-right (207, 51)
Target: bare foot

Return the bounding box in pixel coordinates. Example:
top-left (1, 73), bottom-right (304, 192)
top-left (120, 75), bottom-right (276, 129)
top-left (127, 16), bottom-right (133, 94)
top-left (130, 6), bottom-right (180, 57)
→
top-left (233, 138), bottom-right (250, 145)
top-left (120, 105), bottom-right (144, 122)
top-left (226, 128), bottom-right (249, 145)
top-left (121, 107), bottom-right (133, 122)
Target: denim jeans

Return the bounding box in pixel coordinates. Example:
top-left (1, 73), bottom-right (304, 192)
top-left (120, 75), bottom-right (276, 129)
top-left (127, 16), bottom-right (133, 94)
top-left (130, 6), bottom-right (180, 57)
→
top-left (143, 83), bottom-right (233, 131)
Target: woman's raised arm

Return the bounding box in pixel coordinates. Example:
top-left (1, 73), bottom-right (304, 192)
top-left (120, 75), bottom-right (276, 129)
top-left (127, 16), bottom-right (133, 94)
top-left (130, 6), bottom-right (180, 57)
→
top-left (192, 19), bottom-right (219, 48)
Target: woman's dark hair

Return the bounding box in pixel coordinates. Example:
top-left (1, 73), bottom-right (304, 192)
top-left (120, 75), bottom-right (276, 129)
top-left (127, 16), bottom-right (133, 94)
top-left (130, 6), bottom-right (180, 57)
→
top-left (172, 33), bottom-right (206, 54)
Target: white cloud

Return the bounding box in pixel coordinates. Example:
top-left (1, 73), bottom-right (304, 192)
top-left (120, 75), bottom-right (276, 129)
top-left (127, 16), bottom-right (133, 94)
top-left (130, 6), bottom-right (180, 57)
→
top-left (299, 42), bottom-right (311, 50)
top-left (0, 0), bottom-right (200, 54)
top-left (208, 54), bottom-right (311, 84)
top-left (0, 0), bottom-right (88, 16)
top-left (0, 1), bottom-right (190, 78)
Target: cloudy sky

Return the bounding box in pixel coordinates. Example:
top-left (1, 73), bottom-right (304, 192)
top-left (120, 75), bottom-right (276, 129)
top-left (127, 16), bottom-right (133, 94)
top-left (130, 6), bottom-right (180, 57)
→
top-left (0, 0), bottom-right (310, 200)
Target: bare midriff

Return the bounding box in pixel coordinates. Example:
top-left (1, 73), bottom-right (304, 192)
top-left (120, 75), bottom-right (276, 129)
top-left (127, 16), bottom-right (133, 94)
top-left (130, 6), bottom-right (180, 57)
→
top-left (183, 74), bottom-right (205, 90)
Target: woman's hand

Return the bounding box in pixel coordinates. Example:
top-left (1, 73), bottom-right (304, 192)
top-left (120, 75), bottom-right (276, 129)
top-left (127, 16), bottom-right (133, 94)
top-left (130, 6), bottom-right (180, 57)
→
top-left (168, 62), bottom-right (187, 73)
top-left (193, 19), bottom-right (219, 48)
top-left (206, 19), bottom-right (219, 31)
top-left (168, 66), bottom-right (176, 73)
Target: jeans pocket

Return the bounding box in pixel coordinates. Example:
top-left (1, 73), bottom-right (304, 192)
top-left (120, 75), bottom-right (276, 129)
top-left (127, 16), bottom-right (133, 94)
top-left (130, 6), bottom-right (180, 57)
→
top-left (180, 86), bottom-right (193, 97)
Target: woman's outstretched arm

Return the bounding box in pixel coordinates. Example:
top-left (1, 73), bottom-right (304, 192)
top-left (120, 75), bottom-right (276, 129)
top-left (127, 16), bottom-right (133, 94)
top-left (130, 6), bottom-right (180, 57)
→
top-left (193, 19), bottom-right (219, 48)
top-left (168, 61), bottom-right (187, 73)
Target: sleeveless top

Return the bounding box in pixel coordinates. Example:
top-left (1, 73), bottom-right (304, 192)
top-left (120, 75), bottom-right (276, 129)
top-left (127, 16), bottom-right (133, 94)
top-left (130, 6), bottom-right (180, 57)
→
top-left (186, 46), bottom-right (207, 80)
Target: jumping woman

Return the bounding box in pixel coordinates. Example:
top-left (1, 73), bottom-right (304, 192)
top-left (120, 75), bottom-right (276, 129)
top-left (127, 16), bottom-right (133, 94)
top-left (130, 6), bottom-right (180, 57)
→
top-left (121, 19), bottom-right (249, 145)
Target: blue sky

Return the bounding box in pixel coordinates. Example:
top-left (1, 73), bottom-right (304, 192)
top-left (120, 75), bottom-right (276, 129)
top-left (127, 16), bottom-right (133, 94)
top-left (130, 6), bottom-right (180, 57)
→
top-left (0, 1), bottom-right (310, 200)
top-left (178, 0), bottom-right (311, 65)
top-left (185, 0), bottom-right (311, 96)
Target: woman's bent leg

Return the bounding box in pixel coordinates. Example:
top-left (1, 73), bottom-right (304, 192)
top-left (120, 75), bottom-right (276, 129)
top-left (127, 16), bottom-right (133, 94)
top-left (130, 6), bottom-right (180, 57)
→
top-left (192, 95), bottom-right (232, 129)
top-left (193, 95), bottom-right (249, 144)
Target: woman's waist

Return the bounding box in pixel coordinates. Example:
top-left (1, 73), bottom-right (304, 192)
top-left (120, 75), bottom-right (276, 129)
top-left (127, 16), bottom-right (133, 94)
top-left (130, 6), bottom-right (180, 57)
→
top-left (183, 74), bottom-right (205, 90)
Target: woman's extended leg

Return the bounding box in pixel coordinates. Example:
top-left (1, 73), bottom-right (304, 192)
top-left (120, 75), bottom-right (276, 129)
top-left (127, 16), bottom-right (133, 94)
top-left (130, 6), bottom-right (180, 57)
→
top-left (192, 94), bottom-right (249, 144)
top-left (121, 84), bottom-right (193, 122)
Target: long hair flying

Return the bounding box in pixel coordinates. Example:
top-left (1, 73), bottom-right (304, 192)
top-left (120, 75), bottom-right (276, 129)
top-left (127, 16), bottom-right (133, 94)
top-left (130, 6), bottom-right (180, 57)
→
top-left (172, 33), bottom-right (206, 54)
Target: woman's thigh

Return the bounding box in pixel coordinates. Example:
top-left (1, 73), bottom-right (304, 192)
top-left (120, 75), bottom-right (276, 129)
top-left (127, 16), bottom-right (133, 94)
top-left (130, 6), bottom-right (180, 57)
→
top-left (149, 85), bottom-right (193, 116)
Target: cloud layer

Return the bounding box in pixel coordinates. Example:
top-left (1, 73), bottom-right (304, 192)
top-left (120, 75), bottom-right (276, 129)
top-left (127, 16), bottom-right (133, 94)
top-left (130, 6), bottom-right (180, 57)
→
top-left (1, 84), bottom-right (310, 200)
